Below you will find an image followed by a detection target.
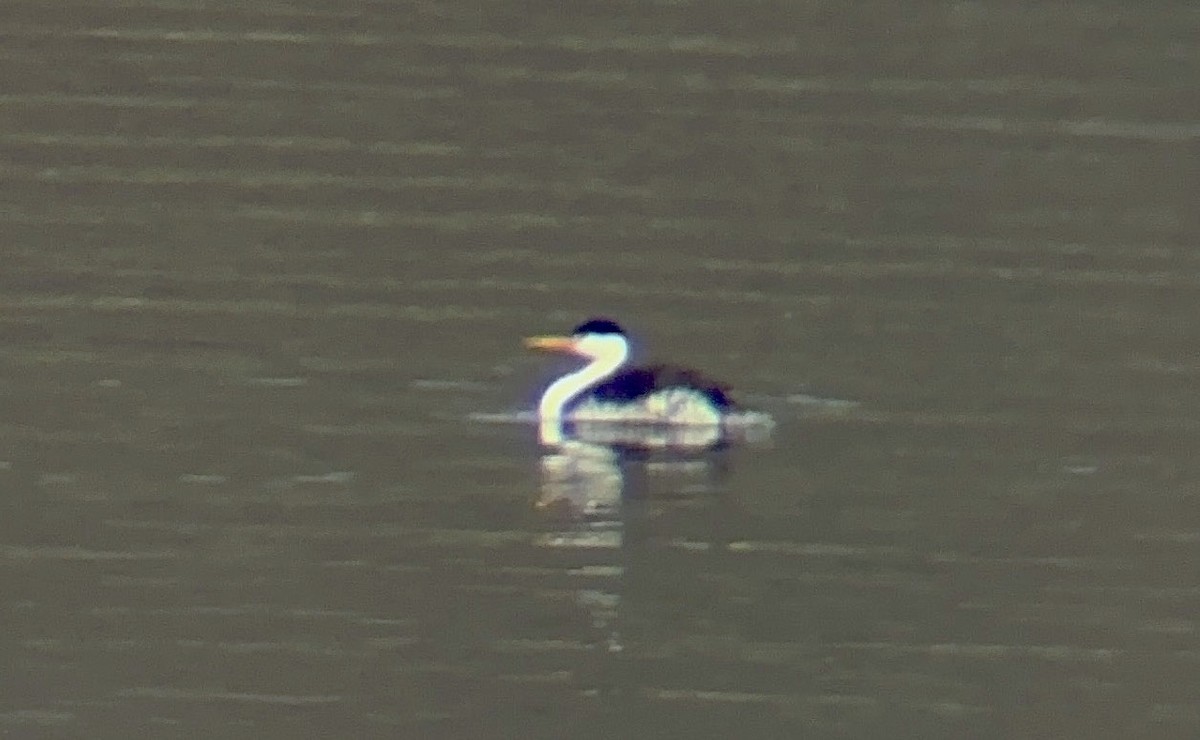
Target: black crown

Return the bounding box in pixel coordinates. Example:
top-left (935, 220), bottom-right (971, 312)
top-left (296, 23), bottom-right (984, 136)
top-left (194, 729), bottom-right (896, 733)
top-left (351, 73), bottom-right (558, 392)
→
top-left (572, 317), bottom-right (625, 336)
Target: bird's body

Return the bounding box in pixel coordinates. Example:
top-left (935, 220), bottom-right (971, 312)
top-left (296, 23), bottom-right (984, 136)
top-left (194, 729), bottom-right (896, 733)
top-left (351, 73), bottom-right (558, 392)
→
top-left (525, 318), bottom-right (736, 431)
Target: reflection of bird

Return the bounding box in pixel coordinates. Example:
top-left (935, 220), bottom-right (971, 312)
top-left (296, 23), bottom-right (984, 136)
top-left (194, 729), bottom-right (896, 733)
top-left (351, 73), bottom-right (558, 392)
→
top-left (537, 440), bottom-right (623, 519)
top-left (525, 318), bottom-right (736, 427)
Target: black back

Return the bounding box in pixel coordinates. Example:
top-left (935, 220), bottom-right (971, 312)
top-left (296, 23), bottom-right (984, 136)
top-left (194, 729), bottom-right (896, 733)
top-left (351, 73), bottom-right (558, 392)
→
top-left (585, 364), bottom-right (734, 409)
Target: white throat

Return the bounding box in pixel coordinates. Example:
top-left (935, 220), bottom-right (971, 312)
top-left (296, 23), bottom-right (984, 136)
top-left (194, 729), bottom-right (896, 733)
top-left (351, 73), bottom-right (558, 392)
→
top-left (538, 336), bottom-right (628, 420)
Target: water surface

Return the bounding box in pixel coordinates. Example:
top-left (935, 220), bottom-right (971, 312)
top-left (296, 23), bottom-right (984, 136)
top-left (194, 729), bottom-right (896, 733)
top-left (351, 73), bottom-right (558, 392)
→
top-left (2, 0), bottom-right (1199, 736)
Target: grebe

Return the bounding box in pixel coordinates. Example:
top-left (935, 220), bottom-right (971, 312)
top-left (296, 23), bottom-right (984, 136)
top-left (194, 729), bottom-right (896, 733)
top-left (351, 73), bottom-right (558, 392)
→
top-left (525, 318), bottom-right (735, 427)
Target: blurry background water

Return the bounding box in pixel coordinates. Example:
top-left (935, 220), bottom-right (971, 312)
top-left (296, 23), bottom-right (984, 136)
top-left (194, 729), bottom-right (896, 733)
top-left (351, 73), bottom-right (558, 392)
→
top-left (2, 1), bottom-right (1199, 737)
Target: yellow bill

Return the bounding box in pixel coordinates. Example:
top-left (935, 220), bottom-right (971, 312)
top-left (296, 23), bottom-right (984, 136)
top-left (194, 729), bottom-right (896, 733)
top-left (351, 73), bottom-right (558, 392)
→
top-left (523, 335), bottom-right (578, 352)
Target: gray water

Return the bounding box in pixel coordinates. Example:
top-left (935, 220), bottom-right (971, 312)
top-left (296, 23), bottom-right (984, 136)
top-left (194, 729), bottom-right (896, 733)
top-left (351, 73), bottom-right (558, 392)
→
top-left (3, 1), bottom-right (1199, 737)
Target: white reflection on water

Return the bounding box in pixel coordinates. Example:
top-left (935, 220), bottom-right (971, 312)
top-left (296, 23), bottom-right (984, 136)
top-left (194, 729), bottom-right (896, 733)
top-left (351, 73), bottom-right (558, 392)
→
top-left (537, 439), bottom-right (623, 518)
top-left (531, 416), bottom-right (745, 654)
top-left (534, 431), bottom-right (628, 652)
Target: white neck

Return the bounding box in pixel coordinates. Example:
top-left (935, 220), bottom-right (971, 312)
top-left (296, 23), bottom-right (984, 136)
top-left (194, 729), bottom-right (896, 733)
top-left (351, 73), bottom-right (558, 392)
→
top-left (538, 341), bottom-right (627, 419)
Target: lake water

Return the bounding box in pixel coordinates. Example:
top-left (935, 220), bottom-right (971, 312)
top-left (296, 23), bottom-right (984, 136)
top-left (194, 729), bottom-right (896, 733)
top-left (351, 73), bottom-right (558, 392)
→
top-left (2, 1), bottom-right (1199, 737)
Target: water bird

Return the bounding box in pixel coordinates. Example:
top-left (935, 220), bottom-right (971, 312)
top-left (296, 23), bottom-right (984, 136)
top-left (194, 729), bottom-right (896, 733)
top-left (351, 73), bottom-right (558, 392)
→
top-left (524, 317), bottom-right (738, 429)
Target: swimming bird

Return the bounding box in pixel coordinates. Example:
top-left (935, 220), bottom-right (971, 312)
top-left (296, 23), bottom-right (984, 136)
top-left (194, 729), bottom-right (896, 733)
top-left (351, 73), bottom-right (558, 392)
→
top-left (524, 318), bottom-right (735, 427)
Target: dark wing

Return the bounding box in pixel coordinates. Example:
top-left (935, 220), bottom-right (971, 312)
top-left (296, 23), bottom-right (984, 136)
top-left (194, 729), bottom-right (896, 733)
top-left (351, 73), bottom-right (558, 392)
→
top-left (585, 364), bottom-right (735, 409)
